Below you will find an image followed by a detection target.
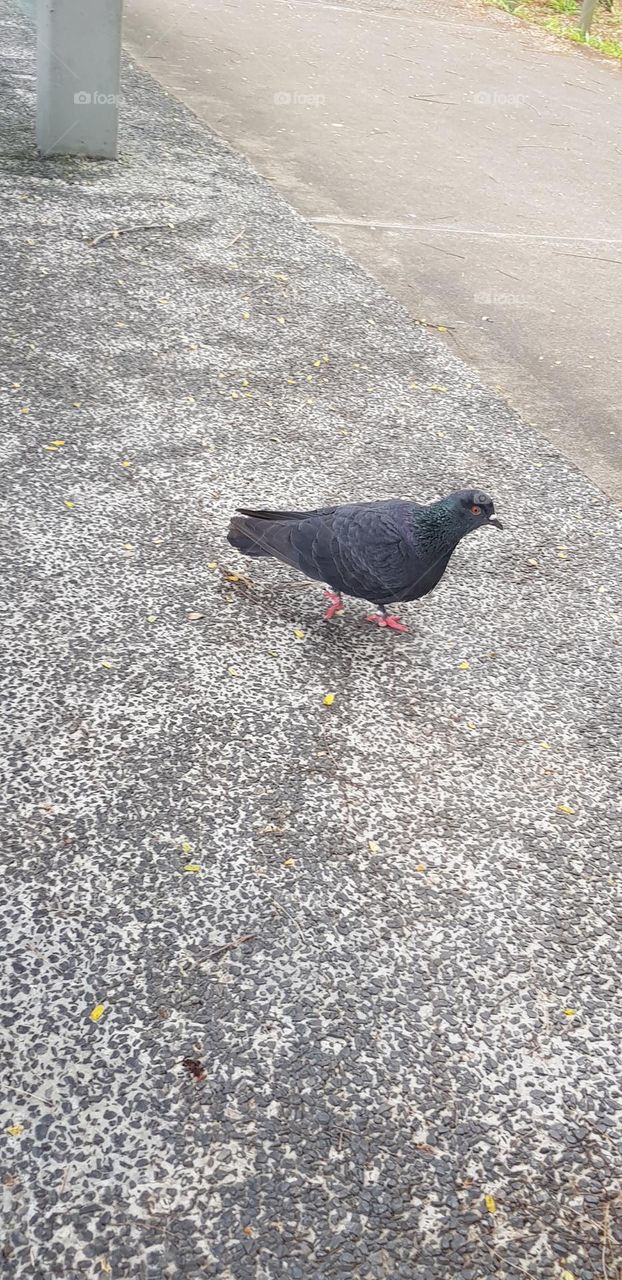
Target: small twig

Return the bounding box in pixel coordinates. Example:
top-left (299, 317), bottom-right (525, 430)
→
top-left (58, 1166), bottom-right (70, 1195)
top-left (209, 933), bottom-right (257, 960)
top-left (602, 1200), bottom-right (610, 1280)
top-left (408, 94), bottom-right (457, 105)
top-left (487, 1245), bottom-right (538, 1280)
top-left (88, 221), bottom-right (176, 247)
top-left (223, 226), bottom-right (246, 248)
top-left (419, 242), bottom-right (466, 262)
top-left (218, 566), bottom-right (255, 592)
top-left (413, 316), bottom-right (456, 333)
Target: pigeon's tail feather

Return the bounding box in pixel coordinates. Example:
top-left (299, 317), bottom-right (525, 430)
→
top-left (237, 506), bottom-right (307, 521)
top-left (227, 515), bottom-right (276, 558)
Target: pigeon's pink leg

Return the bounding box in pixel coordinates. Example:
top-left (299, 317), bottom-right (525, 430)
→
top-left (323, 590), bottom-right (344, 621)
top-left (366, 612), bottom-right (409, 633)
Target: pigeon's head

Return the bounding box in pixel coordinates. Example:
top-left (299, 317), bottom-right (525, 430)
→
top-left (447, 489), bottom-right (503, 533)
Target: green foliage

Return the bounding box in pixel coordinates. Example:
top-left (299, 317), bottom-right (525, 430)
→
top-left (545, 13), bottom-right (622, 52)
top-left (486, 0), bottom-right (622, 59)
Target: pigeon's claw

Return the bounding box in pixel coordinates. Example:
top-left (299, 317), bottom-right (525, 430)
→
top-left (366, 612), bottom-right (409, 633)
top-left (323, 590), bottom-right (344, 621)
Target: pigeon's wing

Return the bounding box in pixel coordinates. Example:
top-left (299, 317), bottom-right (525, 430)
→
top-left (237, 504), bottom-right (340, 521)
top-left (228, 500), bottom-right (431, 602)
top-left (279, 502), bottom-right (424, 602)
top-left (320, 505), bottom-right (421, 602)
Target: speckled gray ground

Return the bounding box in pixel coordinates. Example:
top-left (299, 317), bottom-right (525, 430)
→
top-left (1, 7), bottom-right (621, 1280)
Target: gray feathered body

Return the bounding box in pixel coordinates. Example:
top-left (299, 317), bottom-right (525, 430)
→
top-left (227, 499), bottom-right (464, 606)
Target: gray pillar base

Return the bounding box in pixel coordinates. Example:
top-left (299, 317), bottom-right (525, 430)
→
top-left (36, 0), bottom-right (123, 159)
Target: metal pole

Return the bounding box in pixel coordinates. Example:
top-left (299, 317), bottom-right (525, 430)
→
top-left (36, 0), bottom-right (123, 159)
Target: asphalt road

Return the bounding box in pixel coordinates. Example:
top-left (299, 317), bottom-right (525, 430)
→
top-left (1, 3), bottom-right (621, 1279)
top-left (124, 0), bottom-right (622, 502)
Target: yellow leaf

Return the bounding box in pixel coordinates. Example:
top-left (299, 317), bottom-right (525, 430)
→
top-left (557, 551), bottom-right (568, 560)
top-left (268, 649), bottom-right (279, 657)
top-left (64, 499), bottom-right (75, 509)
top-left (277, 316), bottom-right (285, 325)
top-left (147, 615), bottom-right (157, 624)
top-left (563, 1008), bottom-right (576, 1017)
top-left (122, 543), bottom-right (134, 552)
top-left (557, 803), bottom-right (575, 816)
top-left (562, 1271), bottom-right (577, 1280)
top-left (242, 312), bottom-right (250, 320)
top-left (323, 692), bottom-right (335, 706)
top-left (20, 406), bottom-right (29, 413)
top-left (228, 666), bottom-right (241, 677)
top-left (526, 557), bottom-right (539, 567)
top-left (368, 840), bottom-right (381, 854)
top-left (207, 561), bottom-right (218, 570)
top-left (100, 1260), bottom-right (112, 1276)
top-left (90, 1004), bottom-right (106, 1023)
top-left (282, 858), bottom-right (296, 868)
top-left (225, 573), bottom-right (240, 582)
top-left (7, 1124), bottom-right (25, 1137)
top-left (230, 391), bottom-right (239, 399)
top-left (409, 382), bottom-right (418, 388)
top-left (50, 439), bottom-right (65, 447)
top-left (287, 377), bottom-right (296, 384)
top-left (181, 840), bottom-right (193, 854)
top-left (484, 1194), bottom-right (496, 1214)
top-left (121, 459), bottom-right (132, 468)
top-left (313, 360), bottom-right (321, 368)
top-left (100, 658), bottom-right (113, 669)
top-left (458, 660), bottom-right (470, 671)
top-left (275, 273), bottom-right (288, 281)
top-left (540, 741), bottom-right (551, 750)
top-left (430, 384), bottom-right (448, 392)
top-left (437, 325), bottom-right (448, 332)
top-left (183, 863), bottom-right (201, 872)
top-left (415, 863), bottom-right (426, 873)
top-left (293, 628), bottom-right (305, 639)
top-left (72, 402), bottom-right (82, 408)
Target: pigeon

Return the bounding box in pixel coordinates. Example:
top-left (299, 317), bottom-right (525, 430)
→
top-left (227, 488), bottom-right (502, 632)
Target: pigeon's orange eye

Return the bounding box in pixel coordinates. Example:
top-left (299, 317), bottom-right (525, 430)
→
top-left (471, 504), bottom-right (481, 515)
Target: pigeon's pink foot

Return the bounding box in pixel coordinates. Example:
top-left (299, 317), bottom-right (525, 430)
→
top-left (366, 613), bottom-right (409, 633)
top-left (323, 590), bottom-right (344, 621)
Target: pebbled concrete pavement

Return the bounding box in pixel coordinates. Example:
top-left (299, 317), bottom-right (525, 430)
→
top-left (1, 5), bottom-right (621, 1279)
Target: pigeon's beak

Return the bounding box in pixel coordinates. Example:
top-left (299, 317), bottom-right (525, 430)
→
top-left (488, 514), bottom-right (503, 530)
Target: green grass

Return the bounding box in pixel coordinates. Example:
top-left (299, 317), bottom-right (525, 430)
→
top-left (485, 0), bottom-right (622, 59)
